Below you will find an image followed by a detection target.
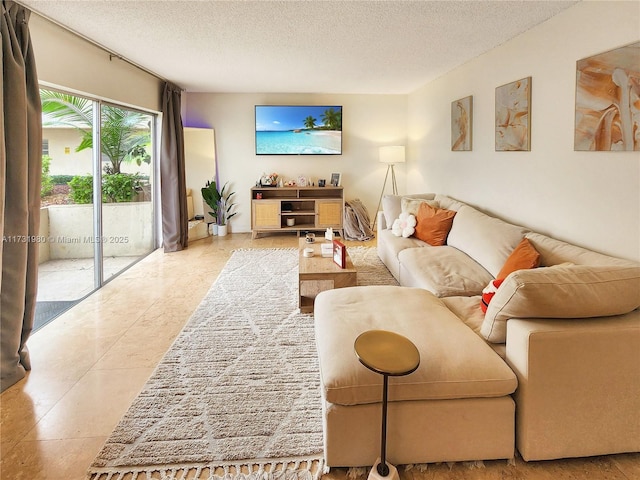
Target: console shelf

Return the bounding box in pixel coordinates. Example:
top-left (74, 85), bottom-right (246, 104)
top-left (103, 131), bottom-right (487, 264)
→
top-left (251, 186), bottom-right (344, 239)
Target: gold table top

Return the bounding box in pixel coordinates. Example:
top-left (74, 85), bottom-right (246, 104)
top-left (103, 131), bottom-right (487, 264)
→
top-left (354, 330), bottom-right (420, 376)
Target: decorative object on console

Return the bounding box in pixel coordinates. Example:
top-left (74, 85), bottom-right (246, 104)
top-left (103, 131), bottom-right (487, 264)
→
top-left (373, 146), bottom-right (406, 230)
top-left (330, 172), bottom-right (342, 187)
top-left (318, 179), bottom-right (326, 187)
top-left (297, 175), bottom-right (308, 187)
top-left (495, 77), bottom-right (531, 151)
top-left (333, 239), bottom-right (347, 268)
top-left (260, 172), bottom-right (279, 186)
top-left (451, 95), bottom-right (473, 151)
top-left (391, 212), bottom-right (416, 238)
top-left (574, 41), bottom-right (640, 151)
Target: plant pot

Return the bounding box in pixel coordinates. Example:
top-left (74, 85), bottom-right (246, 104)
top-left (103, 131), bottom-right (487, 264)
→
top-left (218, 224), bottom-right (228, 237)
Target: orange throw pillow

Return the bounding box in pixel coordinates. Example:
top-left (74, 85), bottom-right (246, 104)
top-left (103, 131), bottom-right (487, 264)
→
top-left (414, 203), bottom-right (456, 246)
top-left (497, 238), bottom-right (541, 280)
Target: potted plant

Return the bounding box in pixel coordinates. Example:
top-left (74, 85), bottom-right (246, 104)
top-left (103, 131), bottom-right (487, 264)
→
top-left (217, 181), bottom-right (237, 236)
top-left (201, 180), bottom-right (220, 235)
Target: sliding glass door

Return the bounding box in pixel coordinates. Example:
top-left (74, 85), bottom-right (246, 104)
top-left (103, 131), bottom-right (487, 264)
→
top-left (37, 89), bottom-right (157, 330)
top-left (100, 103), bottom-right (155, 281)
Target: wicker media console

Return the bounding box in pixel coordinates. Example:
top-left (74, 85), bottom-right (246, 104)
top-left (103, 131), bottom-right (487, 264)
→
top-left (251, 186), bottom-right (344, 239)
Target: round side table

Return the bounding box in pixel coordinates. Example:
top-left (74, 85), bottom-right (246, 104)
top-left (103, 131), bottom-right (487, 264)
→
top-left (354, 330), bottom-right (420, 480)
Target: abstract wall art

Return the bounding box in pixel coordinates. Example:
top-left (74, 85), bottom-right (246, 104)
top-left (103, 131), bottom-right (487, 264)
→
top-left (495, 77), bottom-right (531, 151)
top-left (451, 95), bottom-right (472, 151)
top-left (574, 41), bottom-right (640, 151)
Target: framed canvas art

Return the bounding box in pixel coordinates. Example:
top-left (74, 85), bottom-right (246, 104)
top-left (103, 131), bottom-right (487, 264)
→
top-left (495, 77), bottom-right (531, 151)
top-left (574, 41), bottom-right (640, 151)
top-left (451, 95), bottom-right (472, 151)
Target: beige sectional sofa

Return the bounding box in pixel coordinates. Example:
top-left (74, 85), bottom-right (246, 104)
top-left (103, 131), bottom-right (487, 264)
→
top-left (314, 193), bottom-right (640, 467)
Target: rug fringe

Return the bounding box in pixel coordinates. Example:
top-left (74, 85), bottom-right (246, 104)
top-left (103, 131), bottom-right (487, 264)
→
top-left (87, 457), bottom-right (325, 480)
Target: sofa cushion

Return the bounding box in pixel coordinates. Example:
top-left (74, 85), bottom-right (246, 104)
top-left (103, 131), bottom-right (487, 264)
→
top-left (314, 286), bottom-right (517, 406)
top-left (382, 194), bottom-right (435, 229)
top-left (398, 246), bottom-right (493, 296)
top-left (447, 206), bottom-right (528, 277)
top-left (434, 194), bottom-right (467, 212)
top-left (414, 203), bottom-right (456, 246)
top-left (442, 295), bottom-right (508, 359)
top-left (497, 238), bottom-right (540, 280)
top-left (391, 212), bottom-right (416, 238)
top-left (401, 196), bottom-right (439, 216)
top-left (481, 265), bottom-right (640, 343)
top-left (525, 232), bottom-right (638, 267)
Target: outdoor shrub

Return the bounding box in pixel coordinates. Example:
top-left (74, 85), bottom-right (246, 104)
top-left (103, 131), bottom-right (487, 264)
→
top-left (103, 173), bottom-right (142, 203)
top-left (51, 175), bottom-right (74, 185)
top-left (68, 175), bottom-right (93, 204)
top-left (68, 173), bottom-right (142, 204)
top-left (41, 155), bottom-right (54, 197)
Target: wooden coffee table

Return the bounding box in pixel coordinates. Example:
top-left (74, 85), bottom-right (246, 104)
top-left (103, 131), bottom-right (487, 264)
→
top-left (298, 238), bottom-right (357, 313)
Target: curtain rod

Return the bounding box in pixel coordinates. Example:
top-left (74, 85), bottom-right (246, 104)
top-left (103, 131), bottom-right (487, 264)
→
top-left (15, 0), bottom-right (184, 91)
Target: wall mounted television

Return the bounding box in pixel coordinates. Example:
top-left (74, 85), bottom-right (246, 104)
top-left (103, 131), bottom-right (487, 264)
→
top-left (255, 105), bottom-right (342, 155)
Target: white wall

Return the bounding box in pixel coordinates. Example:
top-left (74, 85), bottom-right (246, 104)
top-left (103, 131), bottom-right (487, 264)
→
top-left (407, 1), bottom-right (640, 261)
top-left (184, 93), bottom-right (407, 233)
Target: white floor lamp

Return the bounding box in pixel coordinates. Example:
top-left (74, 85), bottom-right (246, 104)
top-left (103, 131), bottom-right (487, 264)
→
top-left (372, 146), bottom-right (405, 230)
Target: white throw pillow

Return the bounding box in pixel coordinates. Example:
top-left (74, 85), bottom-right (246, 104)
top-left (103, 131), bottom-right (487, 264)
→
top-left (391, 213), bottom-right (416, 238)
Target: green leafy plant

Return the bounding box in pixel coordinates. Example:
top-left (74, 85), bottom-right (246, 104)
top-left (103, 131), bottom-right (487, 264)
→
top-left (103, 173), bottom-right (142, 203)
top-left (201, 180), bottom-right (237, 226)
top-left (218, 181), bottom-right (237, 226)
top-left (68, 173), bottom-right (142, 204)
top-left (41, 155), bottom-right (54, 197)
top-left (68, 175), bottom-right (94, 204)
top-left (201, 180), bottom-right (221, 224)
top-left (51, 174), bottom-right (75, 185)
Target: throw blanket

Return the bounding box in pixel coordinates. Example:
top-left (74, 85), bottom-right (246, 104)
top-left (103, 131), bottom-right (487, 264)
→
top-left (343, 199), bottom-right (374, 241)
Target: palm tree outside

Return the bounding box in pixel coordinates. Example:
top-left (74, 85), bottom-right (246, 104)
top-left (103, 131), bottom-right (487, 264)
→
top-left (41, 90), bottom-right (151, 175)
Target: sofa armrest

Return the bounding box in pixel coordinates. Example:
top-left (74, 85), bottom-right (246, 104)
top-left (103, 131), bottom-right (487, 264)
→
top-left (377, 210), bottom-right (387, 233)
top-left (505, 311), bottom-right (640, 461)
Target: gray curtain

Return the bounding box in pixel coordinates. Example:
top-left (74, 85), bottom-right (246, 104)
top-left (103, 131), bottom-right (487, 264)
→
top-left (160, 82), bottom-right (188, 252)
top-left (1, 0), bottom-right (42, 392)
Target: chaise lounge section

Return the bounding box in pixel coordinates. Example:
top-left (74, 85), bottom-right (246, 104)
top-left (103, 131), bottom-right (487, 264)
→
top-left (314, 193), bottom-right (640, 467)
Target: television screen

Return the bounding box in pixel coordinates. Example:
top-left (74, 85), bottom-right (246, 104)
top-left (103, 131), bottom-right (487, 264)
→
top-left (255, 105), bottom-right (342, 155)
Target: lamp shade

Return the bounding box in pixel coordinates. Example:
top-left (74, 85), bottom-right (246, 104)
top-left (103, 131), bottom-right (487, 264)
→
top-left (379, 145), bottom-right (405, 164)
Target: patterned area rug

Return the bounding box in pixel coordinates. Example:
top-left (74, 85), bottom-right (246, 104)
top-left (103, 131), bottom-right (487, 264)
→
top-left (88, 247), bottom-right (397, 480)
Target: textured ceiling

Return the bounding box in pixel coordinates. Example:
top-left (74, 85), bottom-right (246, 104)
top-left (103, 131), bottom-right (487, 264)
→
top-left (20, 0), bottom-right (578, 94)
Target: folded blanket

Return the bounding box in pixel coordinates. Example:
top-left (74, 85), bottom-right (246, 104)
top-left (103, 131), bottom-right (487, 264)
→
top-left (344, 199), bottom-right (374, 241)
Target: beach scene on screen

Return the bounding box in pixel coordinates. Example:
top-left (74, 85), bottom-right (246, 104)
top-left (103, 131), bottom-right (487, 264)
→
top-left (256, 106), bottom-right (342, 155)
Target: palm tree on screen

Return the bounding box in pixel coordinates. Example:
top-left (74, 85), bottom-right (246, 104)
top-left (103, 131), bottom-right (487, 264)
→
top-left (321, 108), bottom-right (342, 131)
top-left (303, 116), bottom-right (317, 129)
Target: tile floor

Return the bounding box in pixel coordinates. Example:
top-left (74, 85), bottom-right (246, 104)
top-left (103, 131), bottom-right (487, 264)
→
top-left (1, 233), bottom-right (638, 480)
